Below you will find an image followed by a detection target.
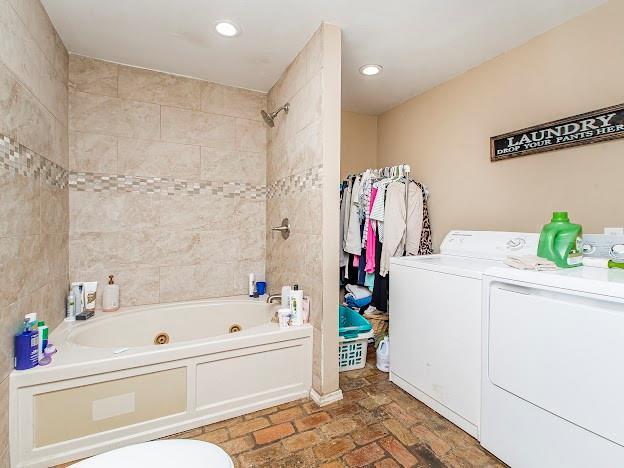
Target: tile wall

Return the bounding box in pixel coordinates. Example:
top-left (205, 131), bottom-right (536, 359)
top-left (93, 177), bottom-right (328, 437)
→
top-left (266, 24), bottom-right (341, 397)
top-left (68, 56), bottom-right (268, 306)
top-left (0, 0), bottom-right (69, 465)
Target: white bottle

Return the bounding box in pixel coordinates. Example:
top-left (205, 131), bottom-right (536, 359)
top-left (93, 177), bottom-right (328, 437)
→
top-left (71, 282), bottom-right (83, 314)
top-left (248, 273), bottom-right (255, 297)
top-left (289, 284), bottom-right (304, 326)
top-left (281, 285), bottom-right (291, 307)
top-left (66, 291), bottom-right (76, 321)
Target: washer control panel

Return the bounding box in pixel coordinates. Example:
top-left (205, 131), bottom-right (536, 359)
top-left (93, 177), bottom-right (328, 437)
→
top-left (440, 231), bottom-right (539, 259)
top-left (583, 234), bottom-right (624, 261)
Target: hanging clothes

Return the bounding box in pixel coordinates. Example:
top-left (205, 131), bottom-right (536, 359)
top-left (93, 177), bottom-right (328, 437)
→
top-left (339, 167), bottom-right (432, 304)
top-left (365, 187), bottom-right (378, 273)
top-left (369, 178), bottom-right (393, 243)
top-left (416, 183), bottom-right (433, 255)
top-left (344, 176), bottom-right (362, 255)
top-left (379, 181), bottom-right (424, 277)
top-left (339, 180), bottom-right (350, 269)
top-left (357, 222), bottom-right (366, 285)
top-left (359, 170), bottom-right (375, 247)
top-left (371, 232), bottom-right (388, 311)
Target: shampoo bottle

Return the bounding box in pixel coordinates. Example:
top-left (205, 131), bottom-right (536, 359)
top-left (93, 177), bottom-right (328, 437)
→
top-left (66, 290), bottom-right (76, 320)
top-left (37, 321), bottom-right (48, 361)
top-left (71, 283), bottom-right (84, 314)
top-left (248, 273), bottom-right (255, 297)
top-left (281, 285), bottom-right (291, 307)
top-left (289, 285), bottom-right (304, 326)
top-left (14, 318), bottom-right (39, 370)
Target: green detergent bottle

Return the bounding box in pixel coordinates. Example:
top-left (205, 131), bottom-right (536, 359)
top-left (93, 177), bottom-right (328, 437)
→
top-left (537, 211), bottom-right (583, 268)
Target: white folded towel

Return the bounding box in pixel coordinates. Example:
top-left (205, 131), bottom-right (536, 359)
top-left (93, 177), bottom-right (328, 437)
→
top-left (503, 255), bottom-right (558, 271)
top-left (345, 284), bottom-right (372, 299)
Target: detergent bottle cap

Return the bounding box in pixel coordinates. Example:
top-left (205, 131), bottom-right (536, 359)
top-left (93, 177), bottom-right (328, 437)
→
top-left (551, 211), bottom-right (570, 222)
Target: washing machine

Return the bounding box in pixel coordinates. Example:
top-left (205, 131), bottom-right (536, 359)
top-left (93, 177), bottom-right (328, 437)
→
top-left (389, 230), bottom-right (538, 438)
top-left (481, 255), bottom-right (624, 466)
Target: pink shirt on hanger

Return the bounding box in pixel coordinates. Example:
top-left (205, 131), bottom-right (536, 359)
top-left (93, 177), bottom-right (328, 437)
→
top-left (365, 187), bottom-right (378, 273)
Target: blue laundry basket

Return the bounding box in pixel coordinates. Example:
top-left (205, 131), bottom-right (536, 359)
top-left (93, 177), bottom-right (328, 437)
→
top-left (338, 306), bottom-right (373, 371)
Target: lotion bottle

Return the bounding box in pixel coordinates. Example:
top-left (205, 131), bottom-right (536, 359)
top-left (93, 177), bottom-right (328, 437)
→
top-left (289, 284), bottom-right (304, 326)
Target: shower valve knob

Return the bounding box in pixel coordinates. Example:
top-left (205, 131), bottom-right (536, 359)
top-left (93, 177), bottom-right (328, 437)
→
top-left (271, 218), bottom-right (290, 239)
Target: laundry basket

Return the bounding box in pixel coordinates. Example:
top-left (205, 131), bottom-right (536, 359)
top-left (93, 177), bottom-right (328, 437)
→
top-left (338, 306), bottom-right (373, 372)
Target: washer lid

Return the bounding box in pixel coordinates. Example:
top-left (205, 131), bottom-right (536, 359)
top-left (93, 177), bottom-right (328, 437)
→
top-left (485, 265), bottom-right (624, 299)
top-left (391, 254), bottom-right (501, 279)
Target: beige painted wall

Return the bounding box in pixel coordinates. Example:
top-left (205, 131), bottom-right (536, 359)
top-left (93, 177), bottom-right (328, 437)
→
top-left (378, 0), bottom-right (624, 249)
top-left (0, 0), bottom-right (69, 464)
top-left (341, 111), bottom-right (377, 178)
top-left (266, 23), bottom-right (341, 397)
top-left (68, 57), bottom-right (267, 306)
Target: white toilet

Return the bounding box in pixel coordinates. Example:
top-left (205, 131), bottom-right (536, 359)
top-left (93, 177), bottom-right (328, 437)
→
top-left (71, 439), bottom-right (234, 467)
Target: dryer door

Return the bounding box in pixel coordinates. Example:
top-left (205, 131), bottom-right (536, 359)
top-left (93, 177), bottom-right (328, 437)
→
top-left (488, 282), bottom-right (624, 446)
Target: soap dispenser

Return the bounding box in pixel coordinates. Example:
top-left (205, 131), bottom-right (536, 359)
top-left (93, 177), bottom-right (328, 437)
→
top-left (102, 275), bottom-right (120, 312)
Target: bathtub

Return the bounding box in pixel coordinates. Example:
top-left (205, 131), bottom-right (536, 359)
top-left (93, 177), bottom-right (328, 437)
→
top-left (9, 297), bottom-right (313, 468)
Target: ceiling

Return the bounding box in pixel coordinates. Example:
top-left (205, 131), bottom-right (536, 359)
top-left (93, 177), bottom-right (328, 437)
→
top-left (42, 0), bottom-right (605, 115)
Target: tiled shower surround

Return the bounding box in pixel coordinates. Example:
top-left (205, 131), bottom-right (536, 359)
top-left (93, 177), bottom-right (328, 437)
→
top-left (67, 56), bottom-right (268, 306)
top-left (0, 0), bottom-right (70, 464)
top-left (1, 4), bottom-right (340, 461)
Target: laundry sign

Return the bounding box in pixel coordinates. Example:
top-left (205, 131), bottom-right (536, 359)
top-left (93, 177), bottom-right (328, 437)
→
top-left (490, 103), bottom-right (624, 161)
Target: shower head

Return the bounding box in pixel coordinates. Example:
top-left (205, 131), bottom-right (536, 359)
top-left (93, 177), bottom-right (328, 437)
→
top-left (260, 103), bottom-right (289, 128)
top-left (260, 110), bottom-right (275, 128)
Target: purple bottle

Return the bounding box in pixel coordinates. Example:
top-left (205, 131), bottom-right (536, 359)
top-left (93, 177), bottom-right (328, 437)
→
top-left (14, 319), bottom-right (39, 370)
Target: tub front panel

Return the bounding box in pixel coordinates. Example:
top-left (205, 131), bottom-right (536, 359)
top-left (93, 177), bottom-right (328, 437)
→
top-left (196, 343), bottom-right (306, 411)
top-left (33, 367), bottom-right (186, 447)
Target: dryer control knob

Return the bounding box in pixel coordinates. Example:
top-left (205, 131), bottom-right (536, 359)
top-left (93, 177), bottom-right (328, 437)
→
top-left (506, 238), bottom-right (525, 250)
top-left (583, 243), bottom-right (596, 255)
top-left (611, 244), bottom-right (624, 257)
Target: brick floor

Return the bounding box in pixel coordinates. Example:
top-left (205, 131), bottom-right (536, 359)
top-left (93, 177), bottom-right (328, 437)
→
top-left (55, 347), bottom-right (505, 467)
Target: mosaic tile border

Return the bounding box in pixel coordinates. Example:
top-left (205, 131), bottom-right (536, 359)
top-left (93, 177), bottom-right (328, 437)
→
top-left (69, 172), bottom-right (267, 199)
top-left (0, 134), bottom-right (68, 188)
top-left (267, 165), bottom-right (323, 199)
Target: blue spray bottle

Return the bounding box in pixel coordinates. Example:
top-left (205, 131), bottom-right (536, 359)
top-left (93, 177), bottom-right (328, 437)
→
top-left (14, 318), bottom-right (39, 370)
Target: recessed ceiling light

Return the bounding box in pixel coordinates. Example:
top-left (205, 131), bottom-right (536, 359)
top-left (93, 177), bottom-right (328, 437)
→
top-left (359, 64), bottom-right (383, 76)
top-left (215, 21), bottom-right (240, 37)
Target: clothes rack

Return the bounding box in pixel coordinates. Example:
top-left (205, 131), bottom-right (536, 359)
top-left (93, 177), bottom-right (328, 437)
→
top-left (340, 164), bottom-right (433, 313)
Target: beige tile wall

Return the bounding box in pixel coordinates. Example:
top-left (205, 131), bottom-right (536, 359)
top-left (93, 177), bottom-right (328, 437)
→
top-left (0, 0), bottom-right (69, 465)
top-left (266, 24), bottom-right (341, 397)
top-left (68, 56), bottom-right (267, 306)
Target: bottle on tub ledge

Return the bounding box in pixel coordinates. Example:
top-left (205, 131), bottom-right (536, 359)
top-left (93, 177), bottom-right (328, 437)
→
top-left (14, 313), bottom-right (58, 370)
top-left (14, 314), bottom-right (39, 370)
top-left (68, 281), bottom-right (97, 321)
top-left (289, 285), bottom-right (304, 326)
top-left (102, 275), bottom-right (120, 312)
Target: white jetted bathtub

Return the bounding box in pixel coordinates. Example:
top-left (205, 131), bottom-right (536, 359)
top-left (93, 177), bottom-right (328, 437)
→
top-left (9, 297), bottom-right (312, 468)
